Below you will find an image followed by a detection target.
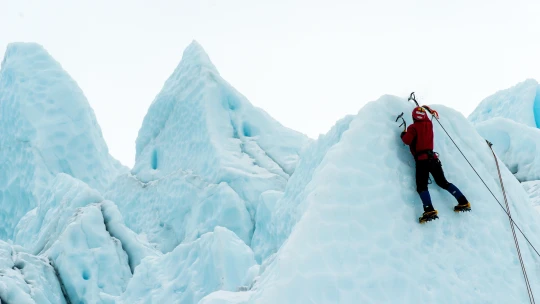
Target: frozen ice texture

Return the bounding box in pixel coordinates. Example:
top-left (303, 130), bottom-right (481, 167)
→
top-left (3, 41), bottom-right (540, 304)
top-left (0, 43), bottom-right (126, 240)
top-left (469, 79), bottom-right (540, 127)
top-left (209, 96), bottom-right (540, 304)
top-left (118, 227), bottom-right (257, 304)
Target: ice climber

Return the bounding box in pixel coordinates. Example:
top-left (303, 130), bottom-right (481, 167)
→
top-left (401, 106), bottom-right (471, 223)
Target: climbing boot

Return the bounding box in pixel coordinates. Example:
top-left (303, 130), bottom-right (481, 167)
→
top-left (454, 196), bottom-right (471, 212)
top-left (454, 202), bottom-right (471, 212)
top-left (419, 210), bottom-right (439, 224)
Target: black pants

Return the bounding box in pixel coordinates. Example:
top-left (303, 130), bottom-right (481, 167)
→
top-left (416, 158), bottom-right (450, 193)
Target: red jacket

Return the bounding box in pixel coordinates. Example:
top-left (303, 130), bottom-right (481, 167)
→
top-left (401, 115), bottom-right (436, 160)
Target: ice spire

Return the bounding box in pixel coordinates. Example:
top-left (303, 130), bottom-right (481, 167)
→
top-left (0, 42), bottom-right (125, 239)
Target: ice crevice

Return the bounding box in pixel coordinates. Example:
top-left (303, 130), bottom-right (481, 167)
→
top-left (226, 98), bottom-right (289, 180)
top-left (101, 220), bottom-right (133, 275)
top-left (99, 201), bottom-right (162, 274)
top-left (49, 259), bottom-right (73, 304)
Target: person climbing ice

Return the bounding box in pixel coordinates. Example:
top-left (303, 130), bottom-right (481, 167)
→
top-left (400, 105), bottom-right (471, 223)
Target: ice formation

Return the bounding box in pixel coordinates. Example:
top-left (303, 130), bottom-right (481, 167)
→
top-left (105, 171), bottom-right (253, 253)
top-left (469, 79), bottom-right (540, 127)
top-left (251, 115), bottom-right (355, 262)
top-left (2, 41), bottom-right (540, 304)
top-left (469, 80), bottom-right (540, 214)
top-left (0, 241), bottom-right (66, 304)
top-left (105, 41), bottom-right (309, 253)
top-left (131, 41), bottom-right (309, 214)
top-left (0, 43), bottom-right (126, 240)
top-left (475, 117), bottom-right (540, 182)
top-left (205, 97), bottom-right (540, 304)
top-left (118, 227), bottom-right (257, 304)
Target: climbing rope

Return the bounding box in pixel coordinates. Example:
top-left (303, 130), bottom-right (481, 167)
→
top-left (489, 141), bottom-right (536, 304)
top-left (432, 115), bottom-right (536, 304)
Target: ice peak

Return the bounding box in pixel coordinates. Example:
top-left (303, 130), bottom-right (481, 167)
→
top-left (2, 42), bottom-right (55, 70)
top-left (185, 40), bottom-right (206, 55)
top-left (522, 78), bottom-right (539, 86)
top-left (0, 42), bottom-right (125, 239)
top-left (175, 40), bottom-right (218, 74)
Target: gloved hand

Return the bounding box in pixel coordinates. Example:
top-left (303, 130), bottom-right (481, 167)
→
top-left (422, 105), bottom-right (439, 119)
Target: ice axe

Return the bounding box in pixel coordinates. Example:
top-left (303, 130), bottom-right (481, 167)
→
top-left (407, 92), bottom-right (439, 119)
top-left (395, 112), bottom-right (406, 131)
top-left (408, 92), bottom-right (419, 107)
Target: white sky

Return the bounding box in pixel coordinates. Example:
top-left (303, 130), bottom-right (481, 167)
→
top-left (1, 0), bottom-right (540, 167)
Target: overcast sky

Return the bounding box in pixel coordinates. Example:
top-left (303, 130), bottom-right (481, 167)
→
top-left (1, 0), bottom-right (540, 167)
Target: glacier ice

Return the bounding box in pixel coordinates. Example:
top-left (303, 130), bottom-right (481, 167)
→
top-left (130, 41), bottom-right (310, 218)
top-left (523, 180), bottom-right (540, 210)
top-left (13, 173), bottom-right (104, 253)
top-left (3, 40), bottom-right (540, 304)
top-left (469, 79), bottom-right (540, 127)
top-left (211, 96), bottom-right (540, 304)
top-left (0, 241), bottom-right (66, 304)
top-left (105, 41), bottom-right (310, 254)
top-left (45, 203), bottom-right (132, 303)
top-left (475, 117), bottom-right (540, 182)
top-left (100, 200), bottom-right (161, 272)
top-left (468, 79), bottom-right (540, 217)
top-left (11, 174), bottom-right (159, 304)
top-left (252, 115), bottom-right (354, 262)
top-left (118, 227), bottom-right (257, 304)
top-left (106, 170), bottom-right (253, 253)
top-left (199, 290), bottom-right (254, 304)
top-left (14, 173), bottom-right (159, 270)
top-left (0, 43), bottom-right (126, 240)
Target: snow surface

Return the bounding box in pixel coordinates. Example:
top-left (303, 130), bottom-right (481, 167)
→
top-left (0, 43), bottom-right (126, 240)
top-left (469, 79), bottom-right (540, 127)
top-left (205, 96), bottom-right (540, 304)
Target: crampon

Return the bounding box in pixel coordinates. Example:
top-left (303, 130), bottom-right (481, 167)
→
top-left (454, 202), bottom-right (471, 213)
top-left (419, 210), bottom-right (439, 224)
